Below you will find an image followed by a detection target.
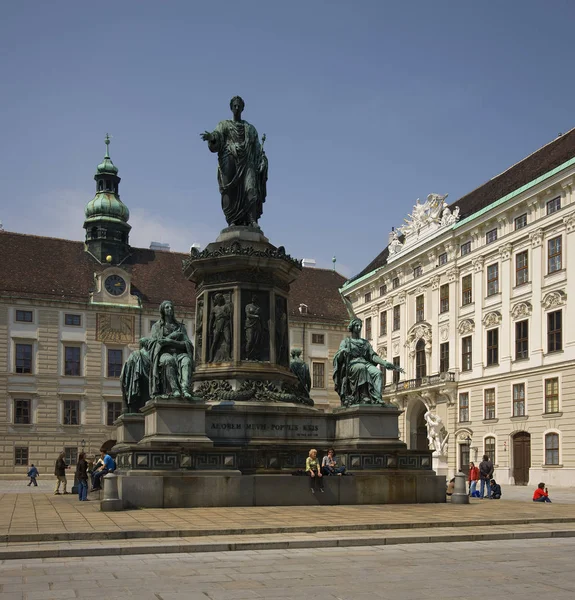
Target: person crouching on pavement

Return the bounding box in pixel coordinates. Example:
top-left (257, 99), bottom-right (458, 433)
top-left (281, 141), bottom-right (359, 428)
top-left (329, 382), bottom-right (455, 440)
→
top-left (306, 449), bottom-right (324, 494)
top-left (321, 448), bottom-right (346, 476)
top-left (533, 482), bottom-right (552, 503)
top-left (489, 479), bottom-right (502, 499)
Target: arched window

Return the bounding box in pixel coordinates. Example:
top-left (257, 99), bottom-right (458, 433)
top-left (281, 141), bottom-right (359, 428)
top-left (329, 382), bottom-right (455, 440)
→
top-left (415, 339), bottom-right (426, 379)
top-left (484, 436), bottom-right (496, 463)
top-left (545, 433), bottom-right (559, 465)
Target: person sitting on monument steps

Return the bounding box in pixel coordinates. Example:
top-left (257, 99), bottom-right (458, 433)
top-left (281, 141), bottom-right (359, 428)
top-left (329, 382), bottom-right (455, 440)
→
top-left (306, 449), bottom-right (324, 494)
top-left (489, 479), bottom-right (502, 499)
top-left (149, 300), bottom-right (194, 399)
top-left (91, 450), bottom-right (116, 492)
top-left (322, 448), bottom-right (346, 476)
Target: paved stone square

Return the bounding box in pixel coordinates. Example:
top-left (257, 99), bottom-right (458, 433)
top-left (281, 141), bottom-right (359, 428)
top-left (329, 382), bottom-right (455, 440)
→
top-left (1, 538), bottom-right (575, 600)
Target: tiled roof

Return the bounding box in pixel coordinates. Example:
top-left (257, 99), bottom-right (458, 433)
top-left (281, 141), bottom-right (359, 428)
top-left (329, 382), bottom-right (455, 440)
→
top-left (351, 127), bottom-right (575, 282)
top-left (0, 231), bottom-right (348, 325)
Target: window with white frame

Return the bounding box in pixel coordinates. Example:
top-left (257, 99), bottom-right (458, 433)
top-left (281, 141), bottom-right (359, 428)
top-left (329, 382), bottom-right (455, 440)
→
top-left (312, 362), bottom-right (325, 389)
top-left (63, 400), bottom-right (80, 425)
top-left (544, 378), bottom-right (559, 414)
top-left (461, 241), bottom-right (471, 256)
top-left (514, 213), bottom-right (527, 230)
top-left (64, 346), bottom-right (82, 376)
top-left (512, 383), bottom-right (525, 417)
top-left (14, 447), bottom-right (29, 466)
top-left (484, 388), bottom-right (496, 420)
top-left (462, 274), bottom-right (472, 306)
top-left (438, 252), bottom-right (448, 266)
top-left (487, 263), bottom-right (499, 296)
top-left (439, 284), bottom-right (449, 314)
top-left (545, 433), bottom-right (559, 465)
top-left (15, 343), bottom-right (33, 374)
top-left (546, 196), bottom-right (561, 215)
top-left (14, 399), bottom-right (31, 424)
top-left (516, 251), bottom-right (528, 285)
top-left (15, 310), bottom-right (33, 323)
top-left (547, 236), bottom-right (562, 273)
top-left (458, 392), bottom-right (469, 422)
top-left (484, 436), bottom-right (496, 463)
top-left (486, 228), bottom-right (497, 244)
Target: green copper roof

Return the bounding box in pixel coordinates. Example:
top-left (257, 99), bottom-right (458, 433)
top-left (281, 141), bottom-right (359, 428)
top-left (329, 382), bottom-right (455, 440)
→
top-left (96, 134), bottom-right (119, 174)
top-left (85, 192), bottom-right (130, 223)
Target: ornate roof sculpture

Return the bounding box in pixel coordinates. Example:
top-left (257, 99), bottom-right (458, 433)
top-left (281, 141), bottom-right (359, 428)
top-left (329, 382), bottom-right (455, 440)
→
top-left (387, 193), bottom-right (458, 262)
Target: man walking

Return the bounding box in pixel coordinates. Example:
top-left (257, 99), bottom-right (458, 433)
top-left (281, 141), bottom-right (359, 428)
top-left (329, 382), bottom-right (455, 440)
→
top-left (27, 464), bottom-right (39, 486)
top-left (479, 454), bottom-right (494, 499)
top-left (54, 451), bottom-right (69, 495)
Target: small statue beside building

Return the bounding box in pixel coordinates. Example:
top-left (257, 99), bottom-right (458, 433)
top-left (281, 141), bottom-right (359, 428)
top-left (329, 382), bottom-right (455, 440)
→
top-left (289, 348), bottom-right (311, 398)
top-left (424, 411), bottom-right (449, 456)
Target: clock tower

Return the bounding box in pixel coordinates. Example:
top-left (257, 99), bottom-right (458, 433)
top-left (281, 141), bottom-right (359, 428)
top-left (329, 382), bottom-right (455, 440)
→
top-left (83, 135), bottom-right (131, 264)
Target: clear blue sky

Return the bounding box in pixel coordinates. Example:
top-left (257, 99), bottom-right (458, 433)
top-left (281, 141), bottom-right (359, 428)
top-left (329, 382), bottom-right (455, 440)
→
top-left (1, 0), bottom-right (574, 277)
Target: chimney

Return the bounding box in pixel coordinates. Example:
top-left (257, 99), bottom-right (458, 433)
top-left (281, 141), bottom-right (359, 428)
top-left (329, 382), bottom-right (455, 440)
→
top-left (302, 258), bottom-right (316, 268)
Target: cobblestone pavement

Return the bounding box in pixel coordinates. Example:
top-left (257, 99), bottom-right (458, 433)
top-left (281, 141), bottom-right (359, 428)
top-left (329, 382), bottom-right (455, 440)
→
top-left (1, 538), bottom-right (575, 600)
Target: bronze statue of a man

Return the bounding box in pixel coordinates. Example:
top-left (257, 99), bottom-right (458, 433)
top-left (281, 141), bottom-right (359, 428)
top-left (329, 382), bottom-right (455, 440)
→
top-left (201, 96), bottom-right (268, 227)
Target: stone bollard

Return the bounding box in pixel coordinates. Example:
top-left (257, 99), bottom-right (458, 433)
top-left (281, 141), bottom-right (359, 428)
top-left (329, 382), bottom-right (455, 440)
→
top-left (450, 472), bottom-right (469, 505)
top-left (100, 473), bottom-right (123, 511)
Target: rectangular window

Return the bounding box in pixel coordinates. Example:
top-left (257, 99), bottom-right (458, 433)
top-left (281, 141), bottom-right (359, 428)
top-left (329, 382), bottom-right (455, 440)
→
top-left (547, 310), bottom-right (562, 353)
top-left (462, 274), bottom-right (472, 306)
top-left (513, 383), bottom-right (526, 417)
top-left (415, 295), bottom-right (424, 322)
top-left (64, 313), bottom-right (82, 327)
top-left (515, 251), bottom-right (529, 285)
top-left (311, 334), bottom-right (325, 344)
top-left (486, 328), bottom-right (499, 366)
top-left (545, 433), bottom-right (559, 465)
top-left (461, 336), bottom-right (472, 372)
top-left (380, 311), bottom-right (387, 336)
top-left (548, 236), bottom-right (562, 273)
top-left (484, 437), bottom-right (496, 463)
top-left (65, 346), bottom-right (82, 376)
top-left (364, 292), bottom-right (372, 303)
top-left (15, 343), bottom-right (33, 374)
top-left (107, 401), bottom-right (122, 426)
top-left (486, 228), bottom-right (498, 244)
top-left (63, 400), bottom-right (80, 425)
top-left (413, 265), bottom-right (423, 279)
top-left (365, 317), bottom-right (372, 340)
top-left (16, 310), bottom-right (33, 323)
top-left (461, 241), bottom-right (471, 256)
top-left (515, 320), bottom-right (529, 360)
top-left (14, 447), bottom-right (29, 466)
top-left (107, 349), bottom-right (123, 378)
top-left (312, 362), bottom-right (325, 389)
top-left (440, 284), bottom-right (449, 314)
top-left (392, 357), bottom-right (400, 384)
top-left (458, 392), bottom-right (469, 423)
top-left (484, 388), bottom-right (496, 420)
top-left (64, 447), bottom-right (78, 466)
top-left (547, 196), bottom-right (561, 215)
top-left (439, 342), bottom-right (449, 373)
top-left (438, 252), bottom-right (448, 266)
top-left (392, 277), bottom-right (399, 289)
top-left (487, 263), bottom-right (499, 296)
top-left (379, 284), bottom-right (387, 297)
top-left (14, 399), bottom-right (31, 424)
top-left (515, 213), bottom-right (527, 230)
top-left (544, 378), bottom-right (559, 414)
top-left (392, 305), bottom-right (400, 331)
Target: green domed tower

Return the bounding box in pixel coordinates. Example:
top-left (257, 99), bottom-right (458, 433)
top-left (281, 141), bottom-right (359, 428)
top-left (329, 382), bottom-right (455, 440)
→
top-left (83, 135), bottom-right (131, 264)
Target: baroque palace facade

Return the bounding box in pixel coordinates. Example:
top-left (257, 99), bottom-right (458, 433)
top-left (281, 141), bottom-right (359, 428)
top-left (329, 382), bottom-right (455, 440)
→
top-left (343, 129), bottom-right (575, 486)
top-left (0, 141), bottom-right (348, 475)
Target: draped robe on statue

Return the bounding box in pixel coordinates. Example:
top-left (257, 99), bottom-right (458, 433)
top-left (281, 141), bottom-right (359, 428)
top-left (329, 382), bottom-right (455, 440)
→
top-left (207, 119), bottom-right (268, 226)
top-left (333, 337), bottom-right (387, 406)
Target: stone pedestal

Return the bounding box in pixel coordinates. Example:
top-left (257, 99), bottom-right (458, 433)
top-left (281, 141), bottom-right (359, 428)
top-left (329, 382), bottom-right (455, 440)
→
top-left (333, 405), bottom-right (405, 450)
top-left (115, 413), bottom-right (145, 445)
top-left (432, 453), bottom-right (449, 478)
top-left (139, 398), bottom-right (213, 447)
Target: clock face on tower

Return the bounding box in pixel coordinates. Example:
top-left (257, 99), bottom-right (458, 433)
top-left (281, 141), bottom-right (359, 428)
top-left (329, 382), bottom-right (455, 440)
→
top-left (104, 274), bottom-right (127, 296)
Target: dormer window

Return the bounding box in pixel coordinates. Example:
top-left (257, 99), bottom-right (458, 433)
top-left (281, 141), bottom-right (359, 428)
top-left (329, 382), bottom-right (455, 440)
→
top-left (413, 265), bottom-right (423, 279)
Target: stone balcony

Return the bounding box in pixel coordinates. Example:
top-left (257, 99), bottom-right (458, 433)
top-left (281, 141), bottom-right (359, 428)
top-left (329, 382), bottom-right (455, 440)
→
top-left (383, 371), bottom-right (457, 405)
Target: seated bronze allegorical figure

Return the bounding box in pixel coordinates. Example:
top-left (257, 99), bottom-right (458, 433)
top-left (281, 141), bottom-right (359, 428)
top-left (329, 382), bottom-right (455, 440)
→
top-left (333, 315), bottom-right (403, 407)
top-left (149, 300), bottom-right (195, 399)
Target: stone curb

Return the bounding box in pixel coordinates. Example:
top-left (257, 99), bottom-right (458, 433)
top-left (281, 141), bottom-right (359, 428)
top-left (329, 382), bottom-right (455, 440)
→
top-left (1, 528), bottom-right (575, 561)
top-left (2, 516), bottom-right (574, 544)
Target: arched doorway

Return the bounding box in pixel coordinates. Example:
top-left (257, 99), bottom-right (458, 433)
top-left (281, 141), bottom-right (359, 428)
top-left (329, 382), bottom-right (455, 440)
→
top-left (415, 339), bottom-right (426, 380)
top-left (408, 399), bottom-right (428, 451)
top-left (512, 432), bottom-right (531, 485)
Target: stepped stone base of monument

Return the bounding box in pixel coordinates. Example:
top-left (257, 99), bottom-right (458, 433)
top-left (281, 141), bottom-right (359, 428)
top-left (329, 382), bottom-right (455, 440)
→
top-left (112, 400), bottom-right (445, 508)
top-left (117, 471), bottom-right (445, 508)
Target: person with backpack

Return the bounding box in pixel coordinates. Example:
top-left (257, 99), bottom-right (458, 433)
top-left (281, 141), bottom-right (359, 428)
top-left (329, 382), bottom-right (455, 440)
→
top-left (479, 454), bottom-right (494, 499)
top-left (27, 464), bottom-right (39, 486)
top-left (91, 450), bottom-right (116, 491)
